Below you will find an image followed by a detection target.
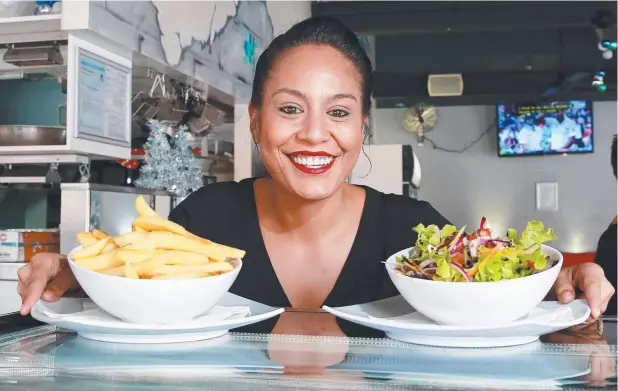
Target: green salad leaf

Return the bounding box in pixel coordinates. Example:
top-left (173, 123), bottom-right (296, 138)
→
top-left (440, 224), bottom-right (457, 239)
top-left (400, 218), bottom-right (558, 283)
top-left (434, 248), bottom-right (452, 281)
top-left (508, 221), bottom-right (557, 250)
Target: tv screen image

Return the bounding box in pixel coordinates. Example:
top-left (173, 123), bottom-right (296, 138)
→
top-left (497, 100), bottom-right (593, 157)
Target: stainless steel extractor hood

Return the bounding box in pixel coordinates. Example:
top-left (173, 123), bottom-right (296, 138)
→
top-left (3, 41), bottom-right (63, 67)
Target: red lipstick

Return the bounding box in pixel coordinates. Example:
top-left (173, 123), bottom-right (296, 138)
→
top-left (287, 151), bottom-right (336, 175)
top-left (289, 150), bottom-right (334, 157)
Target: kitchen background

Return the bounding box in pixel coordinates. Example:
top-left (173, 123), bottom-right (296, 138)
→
top-left (0, 0), bottom-right (616, 255)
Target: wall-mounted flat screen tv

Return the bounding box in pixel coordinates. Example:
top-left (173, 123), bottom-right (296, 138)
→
top-left (497, 100), bottom-right (594, 157)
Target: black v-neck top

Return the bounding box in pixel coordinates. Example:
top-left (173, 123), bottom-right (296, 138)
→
top-left (168, 178), bottom-right (450, 308)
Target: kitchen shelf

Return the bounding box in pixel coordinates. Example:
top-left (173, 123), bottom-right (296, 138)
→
top-left (0, 14), bottom-right (66, 44)
top-left (0, 153), bottom-right (89, 165)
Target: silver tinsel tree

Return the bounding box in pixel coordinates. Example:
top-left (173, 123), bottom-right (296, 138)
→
top-left (170, 129), bottom-right (204, 196)
top-left (135, 120), bottom-right (203, 197)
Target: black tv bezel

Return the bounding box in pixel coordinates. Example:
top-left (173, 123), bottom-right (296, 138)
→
top-left (496, 100), bottom-right (595, 158)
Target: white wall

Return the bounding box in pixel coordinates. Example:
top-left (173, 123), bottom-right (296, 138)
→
top-left (372, 102), bottom-right (618, 253)
top-left (267, 1), bottom-right (312, 36)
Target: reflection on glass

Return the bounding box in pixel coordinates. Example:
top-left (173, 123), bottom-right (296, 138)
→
top-left (0, 314), bottom-right (615, 390)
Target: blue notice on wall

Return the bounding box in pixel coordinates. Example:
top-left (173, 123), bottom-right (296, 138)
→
top-left (243, 32), bottom-right (257, 69)
top-left (78, 57), bottom-right (107, 138)
top-left (76, 48), bottom-right (131, 146)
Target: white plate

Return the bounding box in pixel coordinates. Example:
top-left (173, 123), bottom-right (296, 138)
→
top-left (31, 293), bottom-right (283, 344)
top-left (323, 296), bottom-right (590, 348)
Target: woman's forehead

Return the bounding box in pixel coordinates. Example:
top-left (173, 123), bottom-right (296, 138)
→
top-left (265, 44), bottom-right (362, 97)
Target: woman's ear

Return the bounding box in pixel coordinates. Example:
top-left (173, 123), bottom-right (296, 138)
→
top-left (362, 114), bottom-right (371, 140)
top-left (248, 105), bottom-right (259, 144)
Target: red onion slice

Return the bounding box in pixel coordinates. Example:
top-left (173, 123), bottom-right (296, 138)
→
top-left (490, 239), bottom-right (511, 246)
top-left (449, 263), bottom-right (472, 282)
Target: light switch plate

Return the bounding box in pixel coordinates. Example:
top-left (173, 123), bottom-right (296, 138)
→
top-left (536, 182), bottom-right (559, 211)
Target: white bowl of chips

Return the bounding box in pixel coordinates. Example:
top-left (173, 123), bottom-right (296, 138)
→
top-left (66, 196), bottom-right (245, 325)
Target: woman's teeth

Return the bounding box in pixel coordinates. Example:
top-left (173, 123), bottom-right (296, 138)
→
top-left (291, 155), bottom-right (334, 167)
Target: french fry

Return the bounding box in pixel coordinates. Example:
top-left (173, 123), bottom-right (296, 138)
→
top-left (71, 237), bottom-right (111, 260)
top-left (124, 236), bottom-right (157, 251)
top-left (135, 195), bottom-right (160, 218)
top-left (132, 223), bottom-right (147, 233)
top-left (113, 232), bottom-right (147, 247)
top-left (133, 216), bottom-right (188, 236)
top-left (150, 272), bottom-right (210, 280)
top-left (124, 261), bottom-right (139, 279)
top-left (150, 263), bottom-right (234, 276)
top-left (99, 266), bottom-right (125, 277)
top-left (73, 250), bottom-right (121, 271)
top-left (144, 231), bottom-right (242, 262)
top-left (134, 257), bottom-right (169, 277)
top-left (102, 242), bottom-right (117, 253)
top-left (72, 194), bottom-right (245, 279)
top-left (208, 242), bottom-right (245, 260)
top-left (148, 250), bottom-right (210, 266)
top-left (114, 249), bottom-right (158, 264)
top-left (184, 231), bottom-right (212, 244)
top-left (76, 232), bottom-right (98, 247)
top-left (183, 232), bottom-right (245, 259)
top-left (92, 229), bottom-right (110, 240)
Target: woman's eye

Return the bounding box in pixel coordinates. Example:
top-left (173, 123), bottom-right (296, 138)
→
top-left (328, 109), bottom-right (349, 118)
top-left (279, 106), bottom-right (302, 115)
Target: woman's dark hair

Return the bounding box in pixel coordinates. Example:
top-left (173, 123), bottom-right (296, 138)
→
top-left (612, 135), bottom-right (618, 178)
top-left (250, 16), bottom-right (373, 115)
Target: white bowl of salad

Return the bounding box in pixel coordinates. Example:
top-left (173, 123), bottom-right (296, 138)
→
top-left (386, 218), bottom-right (563, 326)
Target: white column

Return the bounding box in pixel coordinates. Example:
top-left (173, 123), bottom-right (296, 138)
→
top-left (234, 103), bottom-right (253, 181)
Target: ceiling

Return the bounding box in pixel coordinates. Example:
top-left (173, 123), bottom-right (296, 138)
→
top-left (312, 1), bottom-right (618, 108)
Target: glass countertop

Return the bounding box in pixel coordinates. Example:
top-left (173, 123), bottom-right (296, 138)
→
top-left (0, 310), bottom-right (615, 390)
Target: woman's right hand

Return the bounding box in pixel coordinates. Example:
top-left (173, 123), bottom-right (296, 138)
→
top-left (17, 253), bottom-right (80, 315)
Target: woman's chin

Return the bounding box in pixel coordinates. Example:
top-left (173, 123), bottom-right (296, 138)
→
top-left (293, 186), bottom-right (336, 201)
top-left (286, 179), bottom-right (341, 201)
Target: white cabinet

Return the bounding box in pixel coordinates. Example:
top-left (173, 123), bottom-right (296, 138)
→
top-left (349, 145), bottom-right (403, 195)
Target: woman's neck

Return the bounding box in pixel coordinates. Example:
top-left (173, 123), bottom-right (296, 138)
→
top-left (255, 178), bottom-right (353, 237)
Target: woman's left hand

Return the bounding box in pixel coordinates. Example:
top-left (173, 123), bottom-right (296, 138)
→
top-left (552, 263), bottom-right (615, 318)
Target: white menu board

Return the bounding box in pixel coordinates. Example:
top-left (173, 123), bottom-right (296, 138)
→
top-left (75, 48), bottom-right (131, 146)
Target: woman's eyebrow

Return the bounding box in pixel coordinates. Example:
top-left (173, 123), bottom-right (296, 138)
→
top-left (272, 88), bottom-right (357, 102)
top-left (330, 93), bottom-right (357, 102)
top-left (272, 88), bottom-right (306, 99)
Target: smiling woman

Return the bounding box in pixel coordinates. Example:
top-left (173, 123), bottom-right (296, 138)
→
top-left (17, 17), bottom-right (615, 324)
top-left (171, 17), bottom-right (452, 310)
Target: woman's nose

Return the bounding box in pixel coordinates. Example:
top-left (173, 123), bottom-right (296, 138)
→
top-left (297, 114), bottom-right (330, 145)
